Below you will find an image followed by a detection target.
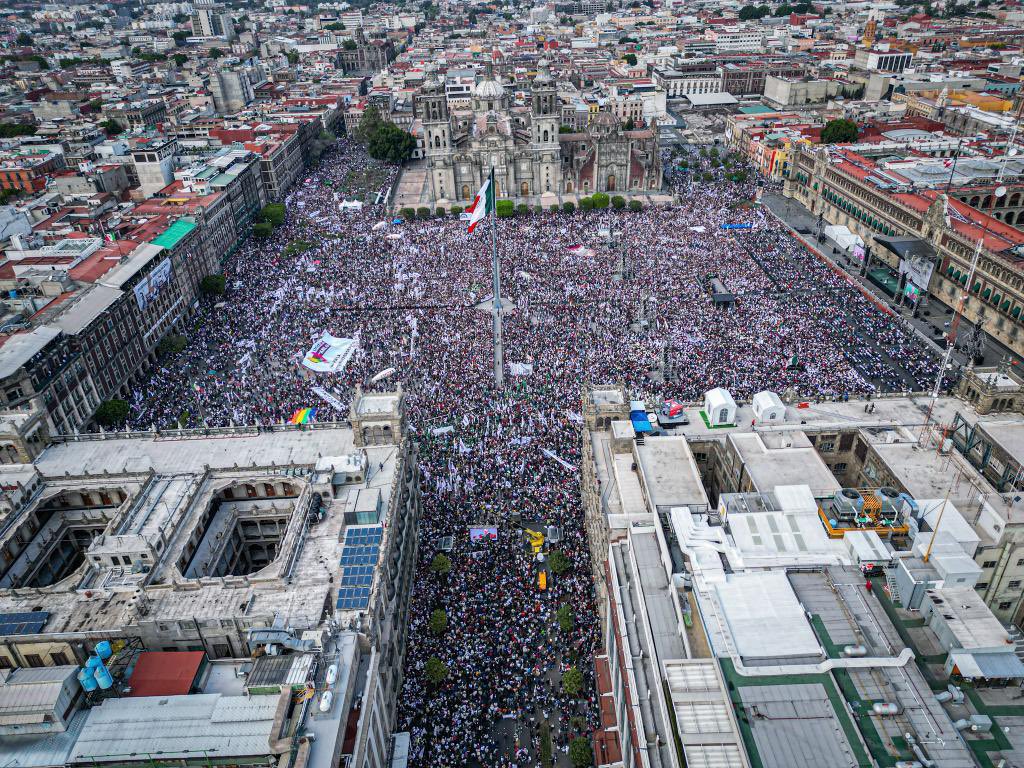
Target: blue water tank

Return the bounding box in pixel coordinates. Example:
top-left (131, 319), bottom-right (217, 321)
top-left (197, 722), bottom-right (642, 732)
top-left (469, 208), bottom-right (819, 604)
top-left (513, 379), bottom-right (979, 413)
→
top-left (78, 668), bottom-right (98, 692)
top-left (85, 655), bottom-right (102, 670)
top-left (94, 641), bottom-right (112, 660)
top-left (93, 663), bottom-right (113, 690)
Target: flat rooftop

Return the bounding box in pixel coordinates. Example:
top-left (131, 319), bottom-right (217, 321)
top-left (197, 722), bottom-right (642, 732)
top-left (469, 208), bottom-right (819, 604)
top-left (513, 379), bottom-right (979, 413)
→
top-left (37, 428), bottom-right (356, 476)
top-left (635, 435), bottom-right (710, 510)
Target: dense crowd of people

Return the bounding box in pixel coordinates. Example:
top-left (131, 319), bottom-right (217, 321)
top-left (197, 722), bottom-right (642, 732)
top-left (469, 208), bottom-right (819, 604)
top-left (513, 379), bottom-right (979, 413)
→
top-left (128, 139), bottom-right (944, 767)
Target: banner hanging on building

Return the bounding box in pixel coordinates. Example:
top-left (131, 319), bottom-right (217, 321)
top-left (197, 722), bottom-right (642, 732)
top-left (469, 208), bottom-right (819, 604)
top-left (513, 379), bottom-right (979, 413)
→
top-left (134, 258), bottom-right (173, 311)
top-left (301, 332), bottom-right (359, 373)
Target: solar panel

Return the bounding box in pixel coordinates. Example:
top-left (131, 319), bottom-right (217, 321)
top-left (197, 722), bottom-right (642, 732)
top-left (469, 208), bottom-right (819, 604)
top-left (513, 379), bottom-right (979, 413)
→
top-left (343, 525), bottom-right (383, 546)
top-left (335, 586), bottom-right (371, 610)
top-left (0, 610), bottom-right (49, 636)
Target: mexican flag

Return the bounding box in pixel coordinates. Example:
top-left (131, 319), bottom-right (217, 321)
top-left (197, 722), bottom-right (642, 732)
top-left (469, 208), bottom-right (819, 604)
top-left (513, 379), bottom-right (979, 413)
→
top-left (463, 168), bottom-right (495, 234)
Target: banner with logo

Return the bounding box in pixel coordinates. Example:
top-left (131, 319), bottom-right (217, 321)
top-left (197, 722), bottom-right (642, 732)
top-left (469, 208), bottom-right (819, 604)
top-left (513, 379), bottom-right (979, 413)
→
top-left (301, 332), bottom-right (358, 373)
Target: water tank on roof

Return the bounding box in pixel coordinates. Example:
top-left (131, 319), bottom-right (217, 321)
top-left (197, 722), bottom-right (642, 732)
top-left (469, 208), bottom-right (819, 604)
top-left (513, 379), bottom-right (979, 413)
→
top-left (85, 655), bottom-right (103, 670)
top-left (94, 640), bottom-right (112, 660)
top-left (93, 663), bottom-right (113, 690)
top-left (319, 691), bottom-right (333, 712)
top-left (78, 668), bottom-right (98, 692)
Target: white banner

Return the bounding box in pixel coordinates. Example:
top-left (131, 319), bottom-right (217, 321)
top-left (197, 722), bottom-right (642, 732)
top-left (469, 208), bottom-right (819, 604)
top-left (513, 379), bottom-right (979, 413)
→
top-left (134, 258), bottom-right (173, 311)
top-left (301, 332), bottom-right (359, 373)
top-left (509, 362), bottom-right (533, 376)
top-left (312, 386), bottom-right (346, 412)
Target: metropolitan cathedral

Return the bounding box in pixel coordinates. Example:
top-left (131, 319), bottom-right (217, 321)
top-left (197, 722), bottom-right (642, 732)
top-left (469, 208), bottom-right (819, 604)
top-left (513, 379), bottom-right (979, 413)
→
top-left (414, 60), bottom-right (662, 205)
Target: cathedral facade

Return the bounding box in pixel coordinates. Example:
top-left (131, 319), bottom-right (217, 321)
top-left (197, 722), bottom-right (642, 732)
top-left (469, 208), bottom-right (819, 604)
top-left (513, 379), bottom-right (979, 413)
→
top-left (414, 61), bottom-right (662, 206)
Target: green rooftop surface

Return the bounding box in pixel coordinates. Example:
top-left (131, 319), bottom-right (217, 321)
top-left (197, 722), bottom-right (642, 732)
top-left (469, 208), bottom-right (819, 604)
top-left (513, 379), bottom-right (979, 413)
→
top-left (151, 218), bottom-right (198, 250)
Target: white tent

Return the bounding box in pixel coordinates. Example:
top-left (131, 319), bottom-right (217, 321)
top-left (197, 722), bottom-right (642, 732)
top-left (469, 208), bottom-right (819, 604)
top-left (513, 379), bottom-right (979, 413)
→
top-left (752, 390), bottom-right (786, 424)
top-left (703, 388), bottom-right (736, 426)
top-left (822, 224), bottom-right (864, 252)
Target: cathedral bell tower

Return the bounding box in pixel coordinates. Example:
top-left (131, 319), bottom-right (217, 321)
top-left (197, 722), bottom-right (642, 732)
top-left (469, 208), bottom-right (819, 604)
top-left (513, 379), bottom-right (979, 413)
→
top-left (416, 65), bottom-right (454, 203)
top-left (531, 59), bottom-right (560, 195)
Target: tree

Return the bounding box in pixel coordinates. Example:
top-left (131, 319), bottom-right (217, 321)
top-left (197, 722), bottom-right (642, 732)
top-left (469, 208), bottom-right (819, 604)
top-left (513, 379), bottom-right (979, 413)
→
top-left (562, 201), bottom-right (575, 213)
top-left (556, 604), bottom-right (574, 633)
top-left (366, 122), bottom-right (416, 164)
top-left (579, 197), bottom-right (594, 211)
top-left (821, 118), bottom-right (858, 144)
top-left (400, 207), bottom-right (415, 220)
top-left (428, 608), bottom-right (447, 635)
top-left (624, 117), bottom-right (635, 130)
top-left (100, 119), bottom-right (123, 136)
top-left (157, 334), bottom-right (187, 357)
top-left (623, 52), bottom-right (637, 66)
top-left (450, 205), bottom-right (463, 215)
top-left (416, 206), bottom-right (431, 219)
top-left (562, 666), bottom-right (583, 697)
top-left (200, 275), bottom-right (226, 295)
top-left (286, 50), bottom-right (300, 66)
top-left (515, 203), bottom-right (529, 216)
top-left (260, 203), bottom-right (286, 226)
top-left (172, 30), bottom-right (188, 43)
top-left (95, 399), bottom-right (129, 427)
top-left (356, 105), bottom-right (385, 144)
top-left (592, 192), bottom-right (610, 209)
top-left (253, 221), bottom-right (273, 238)
top-left (430, 553), bottom-right (451, 576)
top-left (209, 47), bottom-right (224, 59)
top-left (173, 53), bottom-right (188, 66)
top-left (628, 199), bottom-right (643, 211)
top-left (435, 206), bottom-right (446, 217)
top-left (15, 32), bottom-right (32, 46)
top-left (0, 123), bottom-right (36, 138)
top-left (496, 199), bottom-right (515, 218)
top-left (569, 737), bottom-right (594, 768)
top-left (424, 656), bottom-right (448, 686)
top-left (738, 4), bottom-right (764, 19)
top-left (774, 2), bottom-right (793, 15)
top-left (548, 550), bottom-right (570, 576)
top-left (611, 195), bottom-right (626, 209)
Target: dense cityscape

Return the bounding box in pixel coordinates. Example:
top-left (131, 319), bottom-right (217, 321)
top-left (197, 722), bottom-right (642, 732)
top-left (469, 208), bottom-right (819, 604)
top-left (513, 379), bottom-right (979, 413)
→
top-left (4, 1), bottom-right (1024, 768)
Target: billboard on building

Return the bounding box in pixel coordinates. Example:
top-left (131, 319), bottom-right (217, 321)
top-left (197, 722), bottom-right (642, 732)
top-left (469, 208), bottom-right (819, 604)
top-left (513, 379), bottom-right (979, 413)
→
top-left (898, 254), bottom-right (935, 292)
top-left (133, 258), bottom-right (173, 311)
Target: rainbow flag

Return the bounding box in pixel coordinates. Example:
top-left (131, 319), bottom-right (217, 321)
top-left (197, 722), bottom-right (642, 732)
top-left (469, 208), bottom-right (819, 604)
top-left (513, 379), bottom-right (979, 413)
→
top-left (289, 408), bottom-right (317, 425)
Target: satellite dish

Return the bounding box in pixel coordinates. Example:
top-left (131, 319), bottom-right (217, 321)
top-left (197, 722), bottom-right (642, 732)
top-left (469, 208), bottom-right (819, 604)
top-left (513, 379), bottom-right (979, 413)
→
top-left (1009, 148), bottom-right (1020, 157)
top-left (996, 185), bottom-right (1008, 198)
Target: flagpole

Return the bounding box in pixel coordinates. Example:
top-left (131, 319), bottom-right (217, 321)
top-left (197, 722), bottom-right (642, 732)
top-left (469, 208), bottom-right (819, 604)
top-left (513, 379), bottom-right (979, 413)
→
top-left (943, 135), bottom-right (964, 195)
top-left (490, 167), bottom-right (505, 387)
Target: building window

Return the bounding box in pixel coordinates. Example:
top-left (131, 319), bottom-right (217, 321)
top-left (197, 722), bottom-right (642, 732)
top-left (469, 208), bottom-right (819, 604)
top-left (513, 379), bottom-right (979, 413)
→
top-left (23, 654), bottom-right (44, 667)
top-left (1010, 580), bottom-right (1021, 589)
top-left (833, 462), bottom-right (847, 473)
top-left (50, 652), bottom-right (69, 666)
top-left (983, 560), bottom-right (998, 569)
top-left (999, 601), bottom-right (1013, 610)
top-left (819, 441), bottom-right (835, 452)
top-left (976, 582), bottom-right (989, 589)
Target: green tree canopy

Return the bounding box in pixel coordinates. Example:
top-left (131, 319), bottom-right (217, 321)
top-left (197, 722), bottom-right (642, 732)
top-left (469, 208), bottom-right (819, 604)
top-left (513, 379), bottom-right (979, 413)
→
top-left (569, 737), bottom-right (594, 767)
top-left (200, 274), bottom-right (226, 295)
top-left (623, 52), bottom-right (637, 66)
top-left (592, 192), bottom-right (610, 209)
top-left (209, 47), bottom-right (224, 59)
top-left (428, 608), bottom-right (447, 635)
top-left (424, 656), bottom-right (448, 686)
top-left (430, 553), bottom-right (451, 576)
top-left (821, 118), bottom-right (858, 144)
top-left (95, 399), bottom-right (129, 427)
top-left (562, 666), bottom-right (584, 697)
top-left (367, 122), bottom-right (416, 164)
top-left (100, 119), bottom-right (123, 136)
top-left (260, 203), bottom-right (286, 226)
top-left (548, 550), bottom-right (571, 576)
top-left (556, 604), bottom-right (574, 633)
top-left (173, 53), bottom-right (188, 66)
top-left (15, 32), bottom-right (32, 46)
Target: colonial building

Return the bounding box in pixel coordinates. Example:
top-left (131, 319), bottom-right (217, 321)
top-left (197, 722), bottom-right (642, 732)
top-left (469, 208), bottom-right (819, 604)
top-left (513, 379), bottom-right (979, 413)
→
top-left (415, 61), bottom-right (661, 205)
top-left (785, 143), bottom-right (1024, 358)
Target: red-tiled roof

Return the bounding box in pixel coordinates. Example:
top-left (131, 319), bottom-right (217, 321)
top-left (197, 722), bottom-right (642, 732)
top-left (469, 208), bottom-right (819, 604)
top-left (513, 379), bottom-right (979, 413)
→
top-left (127, 651), bottom-right (205, 698)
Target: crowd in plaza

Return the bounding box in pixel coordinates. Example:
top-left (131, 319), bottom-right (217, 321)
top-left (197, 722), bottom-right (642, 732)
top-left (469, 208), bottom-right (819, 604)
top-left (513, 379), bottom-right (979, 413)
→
top-left (128, 139), bottom-right (944, 766)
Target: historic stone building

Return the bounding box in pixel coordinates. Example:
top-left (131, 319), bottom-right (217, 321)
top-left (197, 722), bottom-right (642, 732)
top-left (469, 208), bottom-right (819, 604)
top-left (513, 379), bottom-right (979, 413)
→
top-left (415, 61), bottom-right (661, 205)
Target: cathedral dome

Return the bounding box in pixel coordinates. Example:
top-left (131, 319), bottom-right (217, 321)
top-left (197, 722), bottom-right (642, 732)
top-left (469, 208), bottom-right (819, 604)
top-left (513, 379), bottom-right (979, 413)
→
top-left (474, 76), bottom-right (506, 100)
